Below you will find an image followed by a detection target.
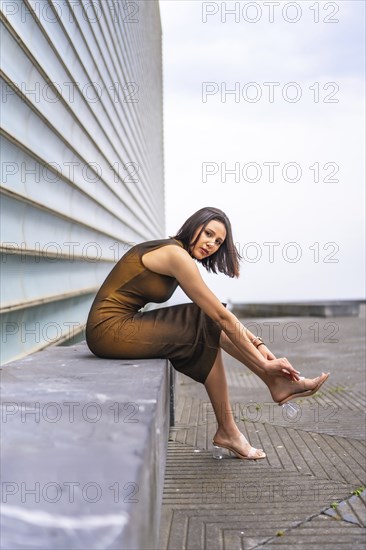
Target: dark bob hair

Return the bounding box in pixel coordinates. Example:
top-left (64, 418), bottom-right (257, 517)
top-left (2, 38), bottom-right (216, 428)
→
top-left (170, 207), bottom-right (242, 278)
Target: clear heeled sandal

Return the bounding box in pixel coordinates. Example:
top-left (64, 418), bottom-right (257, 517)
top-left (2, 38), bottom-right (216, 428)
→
top-left (212, 441), bottom-right (266, 460)
top-left (278, 373), bottom-right (330, 418)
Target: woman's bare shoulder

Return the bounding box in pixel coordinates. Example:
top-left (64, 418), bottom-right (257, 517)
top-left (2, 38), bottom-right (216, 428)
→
top-left (141, 243), bottom-right (190, 276)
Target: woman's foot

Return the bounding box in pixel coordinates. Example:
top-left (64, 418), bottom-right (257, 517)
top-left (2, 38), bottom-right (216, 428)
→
top-left (266, 372), bottom-right (330, 405)
top-left (213, 429), bottom-right (266, 460)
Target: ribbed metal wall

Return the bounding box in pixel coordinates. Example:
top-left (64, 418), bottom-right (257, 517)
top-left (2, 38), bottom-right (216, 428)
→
top-left (1, 0), bottom-right (164, 364)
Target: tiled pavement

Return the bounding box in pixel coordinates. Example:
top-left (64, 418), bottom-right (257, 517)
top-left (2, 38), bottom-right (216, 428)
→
top-left (159, 306), bottom-right (366, 549)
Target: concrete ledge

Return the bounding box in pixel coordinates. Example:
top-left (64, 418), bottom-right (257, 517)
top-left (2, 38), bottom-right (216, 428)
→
top-left (229, 300), bottom-right (362, 318)
top-left (0, 342), bottom-right (173, 549)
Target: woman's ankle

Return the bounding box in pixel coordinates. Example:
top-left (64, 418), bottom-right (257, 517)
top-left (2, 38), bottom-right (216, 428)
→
top-left (215, 424), bottom-right (241, 439)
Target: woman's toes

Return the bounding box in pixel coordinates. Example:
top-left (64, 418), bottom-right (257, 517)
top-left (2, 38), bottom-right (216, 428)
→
top-left (254, 448), bottom-right (266, 458)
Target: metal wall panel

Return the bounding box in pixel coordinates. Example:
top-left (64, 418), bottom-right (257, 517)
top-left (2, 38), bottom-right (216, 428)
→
top-left (1, 0), bottom-right (164, 363)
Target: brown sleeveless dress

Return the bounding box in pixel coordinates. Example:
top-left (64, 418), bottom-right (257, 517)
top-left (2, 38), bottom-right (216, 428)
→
top-left (85, 238), bottom-right (225, 384)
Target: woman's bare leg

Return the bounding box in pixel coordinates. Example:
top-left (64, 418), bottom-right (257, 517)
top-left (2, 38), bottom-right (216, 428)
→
top-left (204, 347), bottom-right (265, 458)
top-left (219, 331), bottom-right (328, 403)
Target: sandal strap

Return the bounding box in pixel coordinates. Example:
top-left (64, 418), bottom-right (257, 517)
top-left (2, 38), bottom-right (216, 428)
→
top-left (247, 446), bottom-right (261, 459)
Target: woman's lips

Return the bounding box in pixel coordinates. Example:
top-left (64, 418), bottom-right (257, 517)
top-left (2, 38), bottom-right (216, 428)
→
top-left (200, 247), bottom-right (208, 255)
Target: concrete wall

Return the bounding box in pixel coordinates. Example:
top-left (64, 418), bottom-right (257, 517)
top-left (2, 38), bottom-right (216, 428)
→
top-left (1, 0), bottom-right (164, 364)
top-left (1, 344), bottom-right (172, 549)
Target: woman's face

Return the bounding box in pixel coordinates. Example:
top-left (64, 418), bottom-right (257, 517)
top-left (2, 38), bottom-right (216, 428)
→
top-left (189, 220), bottom-right (227, 260)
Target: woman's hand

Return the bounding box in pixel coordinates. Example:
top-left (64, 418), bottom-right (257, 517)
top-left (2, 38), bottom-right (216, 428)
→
top-left (263, 357), bottom-right (301, 381)
top-left (258, 346), bottom-right (300, 380)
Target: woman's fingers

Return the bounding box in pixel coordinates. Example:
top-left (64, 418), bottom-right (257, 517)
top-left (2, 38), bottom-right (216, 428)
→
top-left (280, 359), bottom-right (301, 381)
top-left (282, 369), bottom-right (300, 381)
top-left (280, 358), bottom-right (300, 373)
top-left (265, 359), bottom-right (301, 380)
top-left (281, 369), bottom-right (294, 380)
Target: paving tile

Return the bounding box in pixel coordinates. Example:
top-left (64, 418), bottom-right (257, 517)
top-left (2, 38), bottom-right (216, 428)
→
top-left (323, 489), bottom-right (366, 527)
top-left (159, 309), bottom-right (366, 549)
top-left (170, 421), bottom-right (366, 486)
top-left (159, 442), bottom-right (355, 548)
top-left (254, 514), bottom-right (366, 549)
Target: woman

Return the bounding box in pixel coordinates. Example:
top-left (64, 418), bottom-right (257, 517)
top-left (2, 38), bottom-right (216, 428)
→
top-left (86, 207), bottom-right (329, 460)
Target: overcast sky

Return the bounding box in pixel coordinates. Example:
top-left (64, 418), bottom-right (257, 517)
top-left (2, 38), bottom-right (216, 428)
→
top-left (159, 0), bottom-right (365, 304)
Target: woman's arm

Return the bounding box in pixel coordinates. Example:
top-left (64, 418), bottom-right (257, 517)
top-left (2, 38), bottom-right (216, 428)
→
top-left (163, 246), bottom-right (300, 380)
